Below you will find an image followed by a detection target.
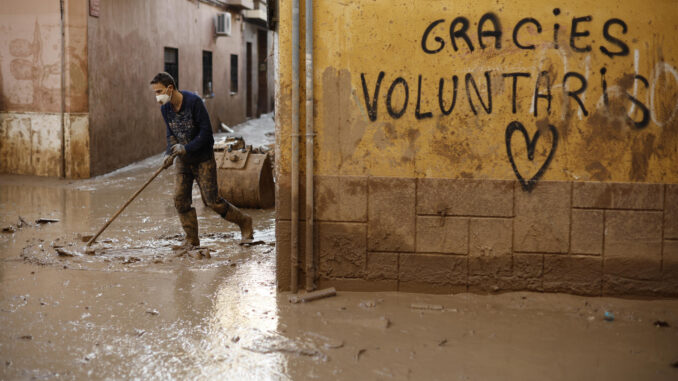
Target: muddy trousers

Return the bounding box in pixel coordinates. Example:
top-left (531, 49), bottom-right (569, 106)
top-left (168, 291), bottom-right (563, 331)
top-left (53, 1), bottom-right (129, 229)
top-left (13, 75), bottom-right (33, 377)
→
top-left (174, 156), bottom-right (230, 245)
top-left (175, 155), bottom-right (230, 215)
top-left (174, 155), bottom-right (254, 243)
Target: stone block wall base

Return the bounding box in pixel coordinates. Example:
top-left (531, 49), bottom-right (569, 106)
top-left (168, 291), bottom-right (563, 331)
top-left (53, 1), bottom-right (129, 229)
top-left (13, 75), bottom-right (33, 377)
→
top-left (277, 176), bottom-right (678, 297)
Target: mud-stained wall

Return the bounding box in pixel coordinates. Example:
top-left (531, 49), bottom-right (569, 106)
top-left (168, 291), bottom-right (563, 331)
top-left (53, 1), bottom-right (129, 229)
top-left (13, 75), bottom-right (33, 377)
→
top-left (2, 0), bottom-right (274, 177)
top-left (275, 0), bottom-right (678, 296)
top-left (88, 0), bottom-right (274, 176)
top-left (0, 0), bottom-right (90, 178)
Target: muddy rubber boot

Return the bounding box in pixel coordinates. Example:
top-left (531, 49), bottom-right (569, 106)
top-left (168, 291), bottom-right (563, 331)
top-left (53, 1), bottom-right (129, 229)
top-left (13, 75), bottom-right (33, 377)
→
top-left (175, 208), bottom-right (200, 248)
top-left (224, 203), bottom-right (254, 241)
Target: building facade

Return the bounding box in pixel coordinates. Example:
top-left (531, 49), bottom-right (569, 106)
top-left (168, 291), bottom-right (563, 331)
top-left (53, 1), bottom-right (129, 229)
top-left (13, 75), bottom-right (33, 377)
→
top-left (275, 0), bottom-right (678, 296)
top-left (1, 0), bottom-right (275, 177)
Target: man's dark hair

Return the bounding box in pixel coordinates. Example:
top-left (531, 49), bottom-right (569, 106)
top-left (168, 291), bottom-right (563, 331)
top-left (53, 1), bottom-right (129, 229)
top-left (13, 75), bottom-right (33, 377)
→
top-left (150, 72), bottom-right (177, 89)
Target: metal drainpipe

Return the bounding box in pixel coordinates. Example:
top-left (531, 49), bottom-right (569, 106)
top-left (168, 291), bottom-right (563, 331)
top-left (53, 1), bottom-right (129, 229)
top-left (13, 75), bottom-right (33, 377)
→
top-left (304, 0), bottom-right (314, 291)
top-left (60, 0), bottom-right (66, 178)
top-left (290, 0), bottom-right (300, 293)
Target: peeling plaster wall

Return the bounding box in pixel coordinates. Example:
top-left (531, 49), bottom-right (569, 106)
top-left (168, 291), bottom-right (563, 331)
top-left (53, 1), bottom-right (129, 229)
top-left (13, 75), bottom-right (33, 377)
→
top-left (87, 0), bottom-right (274, 176)
top-left (0, 1), bottom-right (62, 113)
top-left (0, 112), bottom-right (88, 177)
top-left (0, 112), bottom-right (62, 176)
top-left (0, 0), bottom-right (90, 178)
top-left (1, 0), bottom-right (274, 178)
top-left (275, 0), bottom-right (678, 296)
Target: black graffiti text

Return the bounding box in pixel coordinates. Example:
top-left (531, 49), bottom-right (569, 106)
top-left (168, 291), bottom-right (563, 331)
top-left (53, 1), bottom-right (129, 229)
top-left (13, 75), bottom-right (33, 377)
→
top-left (421, 11), bottom-right (630, 58)
top-left (359, 69), bottom-right (650, 128)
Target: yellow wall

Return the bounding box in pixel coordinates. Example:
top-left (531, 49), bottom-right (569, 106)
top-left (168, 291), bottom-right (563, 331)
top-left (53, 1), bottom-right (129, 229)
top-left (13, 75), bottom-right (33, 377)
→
top-left (277, 0), bottom-right (678, 185)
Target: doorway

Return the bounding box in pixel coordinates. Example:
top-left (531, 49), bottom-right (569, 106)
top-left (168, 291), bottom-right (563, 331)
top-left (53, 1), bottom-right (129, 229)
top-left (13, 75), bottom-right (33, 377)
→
top-left (257, 29), bottom-right (268, 117)
top-left (246, 42), bottom-right (253, 118)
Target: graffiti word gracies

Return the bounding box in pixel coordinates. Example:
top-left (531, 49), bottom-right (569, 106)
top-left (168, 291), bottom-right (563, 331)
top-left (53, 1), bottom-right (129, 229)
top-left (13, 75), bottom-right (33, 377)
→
top-left (419, 10), bottom-right (628, 56)
top-left (359, 9), bottom-right (678, 129)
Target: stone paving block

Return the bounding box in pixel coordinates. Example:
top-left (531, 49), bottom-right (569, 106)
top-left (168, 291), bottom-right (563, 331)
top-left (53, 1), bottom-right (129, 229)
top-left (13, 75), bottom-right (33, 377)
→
top-left (514, 181), bottom-right (571, 253)
top-left (468, 276), bottom-right (543, 293)
top-left (417, 178), bottom-right (513, 217)
top-left (366, 252), bottom-right (399, 280)
top-left (468, 218), bottom-right (512, 276)
top-left (276, 220), bottom-right (292, 291)
top-left (573, 182), bottom-right (663, 210)
top-left (318, 222), bottom-right (366, 278)
top-left (278, 217), bottom-right (318, 290)
top-left (665, 185), bottom-right (678, 239)
top-left (416, 216), bottom-right (468, 254)
top-left (276, 174), bottom-right (306, 221)
top-left (398, 253), bottom-right (467, 291)
top-left (513, 253), bottom-right (543, 279)
top-left (604, 210), bottom-right (662, 280)
top-left (368, 177), bottom-right (415, 252)
top-left (317, 278), bottom-right (398, 292)
top-left (315, 176), bottom-right (367, 222)
top-left (603, 276), bottom-right (678, 297)
top-left (662, 239), bottom-right (678, 281)
top-left (570, 209), bottom-right (603, 255)
top-left (276, 220), bottom-right (310, 291)
top-left (543, 255), bottom-right (602, 296)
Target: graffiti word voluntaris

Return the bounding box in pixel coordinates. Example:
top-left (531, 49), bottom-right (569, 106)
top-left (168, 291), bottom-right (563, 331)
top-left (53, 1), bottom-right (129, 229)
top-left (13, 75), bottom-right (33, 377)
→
top-left (359, 9), bottom-right (678, 130)
top-left (360, 68), bottom-right (649, 129)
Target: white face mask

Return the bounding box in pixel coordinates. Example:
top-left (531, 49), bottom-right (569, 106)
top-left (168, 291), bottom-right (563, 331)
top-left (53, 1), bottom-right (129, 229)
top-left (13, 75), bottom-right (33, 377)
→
top-left (156, 88), bottom-right (172, 105)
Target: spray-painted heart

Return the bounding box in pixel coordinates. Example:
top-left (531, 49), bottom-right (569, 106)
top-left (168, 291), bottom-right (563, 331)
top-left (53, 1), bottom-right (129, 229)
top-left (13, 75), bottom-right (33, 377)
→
top-left (505, 121), bottom-right (559, 192)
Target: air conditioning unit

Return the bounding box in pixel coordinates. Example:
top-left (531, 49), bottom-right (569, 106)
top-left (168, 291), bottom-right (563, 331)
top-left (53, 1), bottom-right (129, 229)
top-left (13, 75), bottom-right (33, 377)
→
top-left (215, 12), bottom-right (232, 36)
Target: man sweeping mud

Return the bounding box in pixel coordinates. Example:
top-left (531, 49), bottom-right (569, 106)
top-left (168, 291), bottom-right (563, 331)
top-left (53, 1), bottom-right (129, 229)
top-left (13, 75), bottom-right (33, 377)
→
top-left (150, 72), bottom-right (253, 247)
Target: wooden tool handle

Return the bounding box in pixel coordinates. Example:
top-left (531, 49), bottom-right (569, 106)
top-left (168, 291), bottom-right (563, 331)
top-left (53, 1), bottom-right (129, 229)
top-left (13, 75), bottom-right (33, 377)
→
top-left (86, 165), bottom-right (167, 247)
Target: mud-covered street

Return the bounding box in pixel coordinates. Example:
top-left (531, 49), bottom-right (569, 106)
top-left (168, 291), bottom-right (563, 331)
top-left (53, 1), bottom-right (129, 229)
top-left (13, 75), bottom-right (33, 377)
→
top-left (1, 166), bottom-right (677, 381)
top-left (0, 116), bottom-right (677, 380)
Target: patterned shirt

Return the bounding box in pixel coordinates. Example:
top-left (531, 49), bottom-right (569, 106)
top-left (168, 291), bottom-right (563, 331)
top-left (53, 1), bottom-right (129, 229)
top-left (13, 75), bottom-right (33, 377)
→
top-left (161, 90), bottom-right (214, 164)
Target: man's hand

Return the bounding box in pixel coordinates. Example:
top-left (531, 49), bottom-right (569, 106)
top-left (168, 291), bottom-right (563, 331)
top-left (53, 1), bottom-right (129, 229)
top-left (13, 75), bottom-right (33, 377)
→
top-left (171, 144), bottom-right (186, 157)
top-left (162, 155), bottom-right (175, 169)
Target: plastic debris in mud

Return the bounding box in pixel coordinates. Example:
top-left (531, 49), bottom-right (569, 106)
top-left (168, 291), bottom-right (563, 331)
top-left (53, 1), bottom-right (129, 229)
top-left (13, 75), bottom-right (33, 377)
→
top-left (2, 216), bottom-right (32, 233)
top-left (238, 239), bottom-right (266, 247)
top-left (35, 218), bottom-right (59, 224)
top-left (55, 248), bottom-right (81, 257)
top-left (410, 303), bottom-right (444, 311)
top-left (604, 311), bottom-right (615, 322)
top-left (359, 300), bottom-right (377, 309)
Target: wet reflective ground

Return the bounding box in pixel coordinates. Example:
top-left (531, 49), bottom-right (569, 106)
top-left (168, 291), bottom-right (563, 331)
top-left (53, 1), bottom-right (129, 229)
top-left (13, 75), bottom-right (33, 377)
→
top-left (2, 154), bottom-right (678, 380)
